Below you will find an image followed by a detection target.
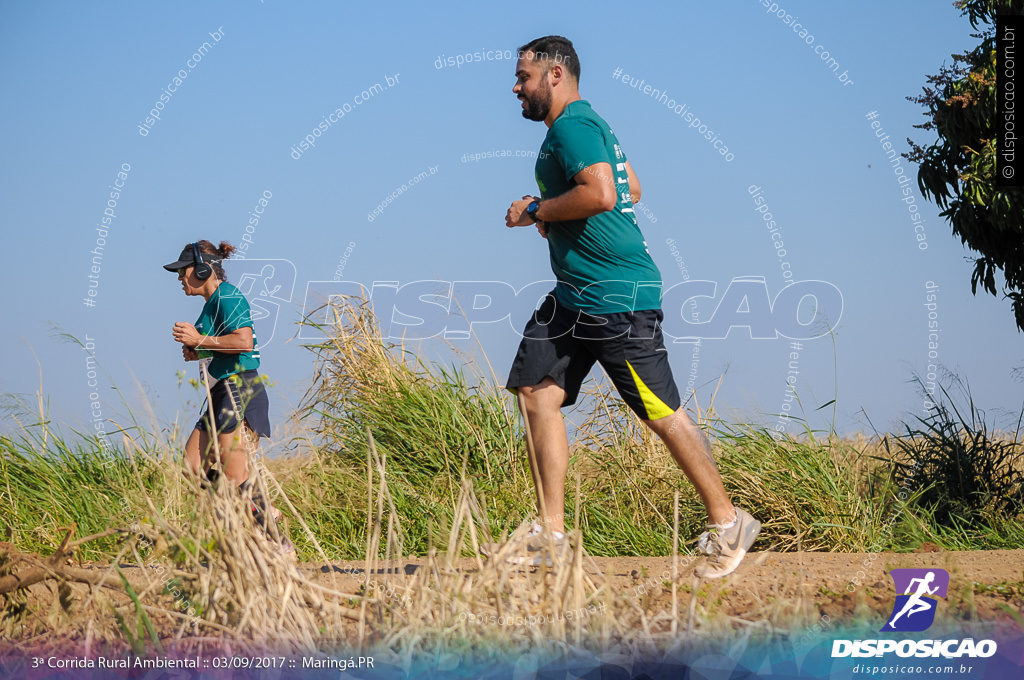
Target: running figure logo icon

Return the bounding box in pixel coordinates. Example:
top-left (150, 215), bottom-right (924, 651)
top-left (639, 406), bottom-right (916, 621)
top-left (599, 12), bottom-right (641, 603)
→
top-left (880, 568), bottom-right (950, 632)
top-left (224, 259), bottom-right (296, 349)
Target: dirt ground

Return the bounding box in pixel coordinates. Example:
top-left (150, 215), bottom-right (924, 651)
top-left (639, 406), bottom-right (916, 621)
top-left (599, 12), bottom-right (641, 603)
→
top-left (5, 548), bottom-right (1023, 652)
top-left (303, 547), bottom-right (1024, 629)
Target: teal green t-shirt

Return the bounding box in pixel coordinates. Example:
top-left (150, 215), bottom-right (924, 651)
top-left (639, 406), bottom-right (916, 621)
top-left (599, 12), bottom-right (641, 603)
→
top-left (535, 100), bottom-right (663, 314)
top-left (194, 281), bottom-right (261, 380)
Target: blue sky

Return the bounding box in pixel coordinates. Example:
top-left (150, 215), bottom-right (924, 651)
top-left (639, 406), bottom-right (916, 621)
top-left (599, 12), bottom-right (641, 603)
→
top-left (1, 0), bottom-right (1020, 448)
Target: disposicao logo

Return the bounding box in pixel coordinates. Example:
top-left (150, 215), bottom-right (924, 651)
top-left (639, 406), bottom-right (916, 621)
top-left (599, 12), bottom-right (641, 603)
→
top-left (881, 568), bottom-right (949, 632)
top-left (831, 568), bottom-right (998, 659)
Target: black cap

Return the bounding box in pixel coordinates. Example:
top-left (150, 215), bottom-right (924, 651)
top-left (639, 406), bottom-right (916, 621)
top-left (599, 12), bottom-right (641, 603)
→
top-left (163, 245), bottom-right (219, 272)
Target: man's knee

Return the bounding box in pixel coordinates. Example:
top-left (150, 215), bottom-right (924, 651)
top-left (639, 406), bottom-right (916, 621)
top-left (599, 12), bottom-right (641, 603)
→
top-left (642, 407), bottom-right (689, 437)
top-left (517, 377), bottom-right (564, 412)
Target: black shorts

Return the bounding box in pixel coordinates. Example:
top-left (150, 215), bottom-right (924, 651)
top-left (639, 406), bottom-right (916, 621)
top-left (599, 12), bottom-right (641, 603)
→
top-left (506, 293), bottom-right (681, 420)
top-left (196, 370), bottom-right (272, 438)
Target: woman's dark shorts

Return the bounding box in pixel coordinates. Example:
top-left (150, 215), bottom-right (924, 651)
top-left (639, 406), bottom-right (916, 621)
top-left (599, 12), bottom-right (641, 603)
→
top-left (196, 370), bottom-right (272, 438)
top-left (506, 293), bottom-right (681, 421)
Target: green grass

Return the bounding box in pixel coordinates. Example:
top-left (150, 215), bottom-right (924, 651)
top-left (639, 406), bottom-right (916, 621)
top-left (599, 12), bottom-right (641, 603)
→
top-left (0, 417), bottom-right (163, 559)
top-left (886, 383), bottom-right (1024, 528)
top-left (712, 423), bottom-right (892, 552)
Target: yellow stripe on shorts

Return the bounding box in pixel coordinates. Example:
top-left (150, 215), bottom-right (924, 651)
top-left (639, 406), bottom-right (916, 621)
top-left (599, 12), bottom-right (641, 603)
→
top-left (626, 360), bottom-right (675, 420)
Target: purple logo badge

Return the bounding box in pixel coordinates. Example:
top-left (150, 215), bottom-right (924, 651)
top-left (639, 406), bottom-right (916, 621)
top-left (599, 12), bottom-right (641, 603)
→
top-left (880, 568), bottom-right (949, 632)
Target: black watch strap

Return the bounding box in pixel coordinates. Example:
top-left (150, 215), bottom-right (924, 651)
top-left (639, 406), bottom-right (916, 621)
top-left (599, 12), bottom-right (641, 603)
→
top-left (526, 200), bottom-right (541, 222)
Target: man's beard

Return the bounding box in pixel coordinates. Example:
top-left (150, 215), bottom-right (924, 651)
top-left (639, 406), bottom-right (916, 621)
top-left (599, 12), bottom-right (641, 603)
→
top-left (520, 80), bottom-right (552, 121)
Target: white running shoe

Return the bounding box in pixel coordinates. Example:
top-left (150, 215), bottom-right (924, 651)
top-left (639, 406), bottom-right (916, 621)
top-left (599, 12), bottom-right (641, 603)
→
top-left (482, 522), bottom-right (568, 566)
top-left (515, 522), bottom-right (568, 566)
top-left (694, 507), bottom-right (761, 579)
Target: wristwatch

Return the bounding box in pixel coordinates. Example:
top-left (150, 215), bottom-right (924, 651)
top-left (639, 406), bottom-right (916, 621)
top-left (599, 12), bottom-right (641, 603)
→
top-left (526, 199), bottom-right (541, 222)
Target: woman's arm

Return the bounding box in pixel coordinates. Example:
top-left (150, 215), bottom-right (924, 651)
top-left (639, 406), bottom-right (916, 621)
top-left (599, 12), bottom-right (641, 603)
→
top-left (172, 322), bottom-right (254, 353)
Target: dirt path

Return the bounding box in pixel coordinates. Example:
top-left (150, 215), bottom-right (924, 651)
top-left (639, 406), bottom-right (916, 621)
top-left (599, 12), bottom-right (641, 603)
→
top-left (301, 548), bottom-right (1024, 630)
top-left (6, 549), bottom-right (1022, 652)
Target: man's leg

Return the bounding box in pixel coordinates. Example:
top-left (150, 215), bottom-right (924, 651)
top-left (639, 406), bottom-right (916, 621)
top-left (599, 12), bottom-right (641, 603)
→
top-left (581, 308), bottom-right (735, 527)
top-left (583, 307), bottom-right (759, 576)
top-left (643, 408), bottom-right (735, 526)
top-left (507, 293), bottom-right (590, 537)
top-left (645, 406), bottom-right (760, 578)
top-left (517, 377), bottom-right (570, 534)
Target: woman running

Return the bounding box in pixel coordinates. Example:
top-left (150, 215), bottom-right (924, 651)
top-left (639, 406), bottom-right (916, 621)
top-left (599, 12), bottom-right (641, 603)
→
top-left (164, 240), bottom-right (291, 555)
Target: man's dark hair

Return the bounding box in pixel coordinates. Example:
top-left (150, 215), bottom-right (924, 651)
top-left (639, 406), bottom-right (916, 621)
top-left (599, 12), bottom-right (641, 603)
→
top-left (517, 35), bottom-right (580, 83)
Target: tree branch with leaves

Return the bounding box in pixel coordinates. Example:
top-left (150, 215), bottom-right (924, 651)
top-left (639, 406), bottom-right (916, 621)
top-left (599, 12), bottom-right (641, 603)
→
top-left (907, 0), bottom-right (1024, 331)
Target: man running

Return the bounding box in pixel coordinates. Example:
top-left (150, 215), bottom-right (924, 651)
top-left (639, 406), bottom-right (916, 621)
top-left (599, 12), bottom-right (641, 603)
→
top-left (503, 35), bottom-right (759, 578)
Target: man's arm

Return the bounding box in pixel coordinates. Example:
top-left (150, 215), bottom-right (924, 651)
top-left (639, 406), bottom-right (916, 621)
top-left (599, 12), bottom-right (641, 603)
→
top-left (506, 161), bottom-right (618, 227)
top-left (624, 160), bottom-right (641, 204)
